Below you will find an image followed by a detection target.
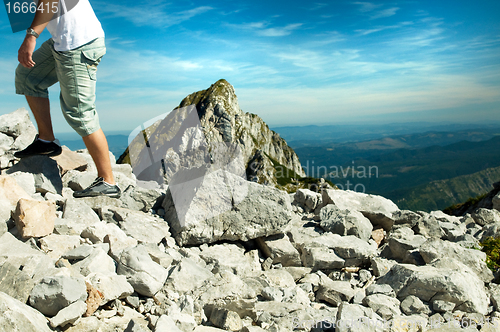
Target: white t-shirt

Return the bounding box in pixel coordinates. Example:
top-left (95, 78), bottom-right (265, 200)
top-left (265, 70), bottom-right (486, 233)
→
top-left (47, 0), bottom-right (105, 52)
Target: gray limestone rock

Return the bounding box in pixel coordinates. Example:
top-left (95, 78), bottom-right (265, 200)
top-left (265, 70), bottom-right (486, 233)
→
top-left (391, 210), bottom-right (423, 229)
top-left (155, 315), bottom-right (183, 332)
top-left (166, 257), bottom-right (213, 294)
top-left (62, 198), bottom-right (101, 225)
top-left (316, 279), bottom-right (355, 307)
top-left (413, 213), bottom-right (445, 238)
top-left (335, 302), bottom-right (384, 332)
top-left (117, 245), bottom-right (169, 297)
top-left (365, 284), bottom-right (396, 297)
top-left (81, 221), bottom-right (130, 244)
top-left (0, 291), bottom-right (53, 332)
top-left (319, 205), bottom-right (373, 241)
top-left (261, 286), bottom-right (283, 302)
top-left (73, 247), bottom-right (116, 276)
top-left (116, 209), bottom-right (170, 244)
top-left (38, 234), bottom-right (81, 259)
top-left (8, 171), bottom-right (36, 195)
top-left (362, 294), bottom-right (401, 320)
top-left (163, 172), bottom-right (293, 246)
top-left (0, 108), bottom-right (36, 137)
top-left (294, 189), bottom-right (322, 212)
top-left (86, 273), bottom-right (134, 304)
top-left (283, 267), bottom-right (312, 282)
top-left (377, 258), bottom-right (489, 315)
top-left (120, 185), bottom-right (164, 213)
top-left (400, 295), bottom-right (431, 316)
top-left (0, 233), bottom-right (59, 295)
top-left (472, 208), bottom-right (500, 226)
top-left (7, 155), bottom-right (63, 194)
top-left (419, 238), bottom-right (493, 283)
top-left (62, 245), bottom-right (94, 260)
top-left (262, 269), bottom-right (296, 288)
top-left (256, 233), bottom-right (302, 267)
top-left (209, 307), bottom-right (243, 331)
top-left (439, 221), bottom-right (467, 242)
top-left (164, 311), bottom-right (197, 332)
top-left (0, 132), bottom-right (14, 156)
top-left (49, 300), bottom-right (87, 328)
top-left (432, 300), bottom-right (456, 313)
top-left (384, 227), bottom-right (426, 263)
top-left (300, 245), bottom-right (345, 271)
top-left (0, 108), bottom-right (38, 151)
top-left (0, 261), bottom-right (35, 303)
top-left (493, 193), bottom-right (500, 211)
top-left (301, 232), bottom-right (377, 267)
top-left (370, 257), bottom-right (397, 277)
top-left (62, 169), bottom-right (97, 192)
top-left (191, 271), bottom-right (256, 307)
top-left (0, 220), bottom-right (7, 237)
top-left (321, 189), bottom-right (399, 231)
top-left (200, 243), bottom-right (260, 275)
top-left (29, 275), bottom-right (87, 317)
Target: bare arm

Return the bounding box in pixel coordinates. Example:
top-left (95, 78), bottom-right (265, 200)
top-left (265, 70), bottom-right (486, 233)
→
top-left (18, 0), bottom-right (60, 68)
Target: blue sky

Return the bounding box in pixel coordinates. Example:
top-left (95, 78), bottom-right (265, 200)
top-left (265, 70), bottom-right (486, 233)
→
top-left (1, 0), bottom-right (499, 134)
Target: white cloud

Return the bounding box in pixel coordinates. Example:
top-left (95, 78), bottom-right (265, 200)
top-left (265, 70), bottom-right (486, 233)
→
top-left (309, 3), bottom-right (328, 11)
top-left (94, 1), bottom-right (213, 28)
top-left (353, 2), bottom-right (382, 13)
top-left (370, 7), bottom-right (399, 20)
top-left (257, 23), bottom-right (303, 37)
top-left (228, 21), bottom-right (303, 37)
top-left (356, 21), bottom-right (413, 35)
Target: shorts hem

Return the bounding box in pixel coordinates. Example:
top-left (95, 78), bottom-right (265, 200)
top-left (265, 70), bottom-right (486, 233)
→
top-left (76, 125), bottom-right (101, 138)
top-left (15, 90), bottom-right (49, 99)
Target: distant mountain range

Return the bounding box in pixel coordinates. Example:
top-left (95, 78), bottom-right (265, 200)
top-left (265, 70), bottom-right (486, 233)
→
top-left (289, 127), bottom-right (500, 211)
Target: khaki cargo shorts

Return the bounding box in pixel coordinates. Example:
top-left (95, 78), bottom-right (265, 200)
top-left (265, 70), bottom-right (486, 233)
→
top-left (15, 37), bottom-right (106, 137)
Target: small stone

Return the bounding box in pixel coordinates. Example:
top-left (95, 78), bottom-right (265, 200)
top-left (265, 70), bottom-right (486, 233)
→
top-left (432, 299), bottom-right (456, 313)
top-left (400, 295), bottom-right (431, 316)
top-left (29, 275), bottom-right (87, 317)
top-left (155, 314), bottom-right (183, 332)
top-left (125, 293), bottom-right (141, 309)
top-left (262, 257), bottom-right (273, 271)
top-left (84, 281), bottom-right (103, 317)
top-left (51, 146), bottom-right (88, 176)
top-left (210, 307), bottom-right (243, 331)
top-left (14, 198), bottom-right (56, 239)
top-left (49, 300), bottom-right (87, 328)
top-left (371, 228), bottom-right (385, 246)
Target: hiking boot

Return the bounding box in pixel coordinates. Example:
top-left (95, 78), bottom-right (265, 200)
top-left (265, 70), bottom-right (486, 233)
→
top-left (73, 177), bottom-right (121, 198)
top-left (14, 135), bottom-right (62, 158)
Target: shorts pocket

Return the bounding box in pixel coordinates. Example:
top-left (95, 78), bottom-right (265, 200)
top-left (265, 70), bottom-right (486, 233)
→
top-left (81, 48), bottom-right (106, 80)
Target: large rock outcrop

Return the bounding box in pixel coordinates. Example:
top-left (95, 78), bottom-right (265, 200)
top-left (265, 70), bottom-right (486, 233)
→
top-left (118, 79), bottom-right (305, 187)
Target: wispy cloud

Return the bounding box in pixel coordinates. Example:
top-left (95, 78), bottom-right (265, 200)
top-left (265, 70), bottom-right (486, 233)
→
top-left (370, 7), bottom-right (399, 20)
top-left (352, 2), bottom-right (399, 20)
top-left (309, 3), bottom-right (328, 11)
top-left (94, 2), bottom-right (213, 28)
top-left (228, 21), bottom-right (303, 37)
top-left (353, 2), bottom-right (382, 13)
top-left (258, 23), bottom-right (303, 37)
top-left (356, 21), bottom-right (413, 35)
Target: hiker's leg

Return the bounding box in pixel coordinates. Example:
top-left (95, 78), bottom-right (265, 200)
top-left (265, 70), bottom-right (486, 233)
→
top-left (82, 128), bottom-right (115, 185)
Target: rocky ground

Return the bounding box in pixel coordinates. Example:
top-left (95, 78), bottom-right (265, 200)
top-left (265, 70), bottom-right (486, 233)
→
top-left (2, 108), bottom-right (500, 332)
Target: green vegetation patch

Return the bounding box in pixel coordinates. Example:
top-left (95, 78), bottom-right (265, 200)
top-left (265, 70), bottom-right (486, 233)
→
top-left (443, 193), bottom-right (488, 216)
top-left (481, 237), bottom-right (500, 271)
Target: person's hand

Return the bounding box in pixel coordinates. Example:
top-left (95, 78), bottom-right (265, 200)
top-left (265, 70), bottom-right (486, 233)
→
top-left (18, 35), bottom-right (37, 68)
